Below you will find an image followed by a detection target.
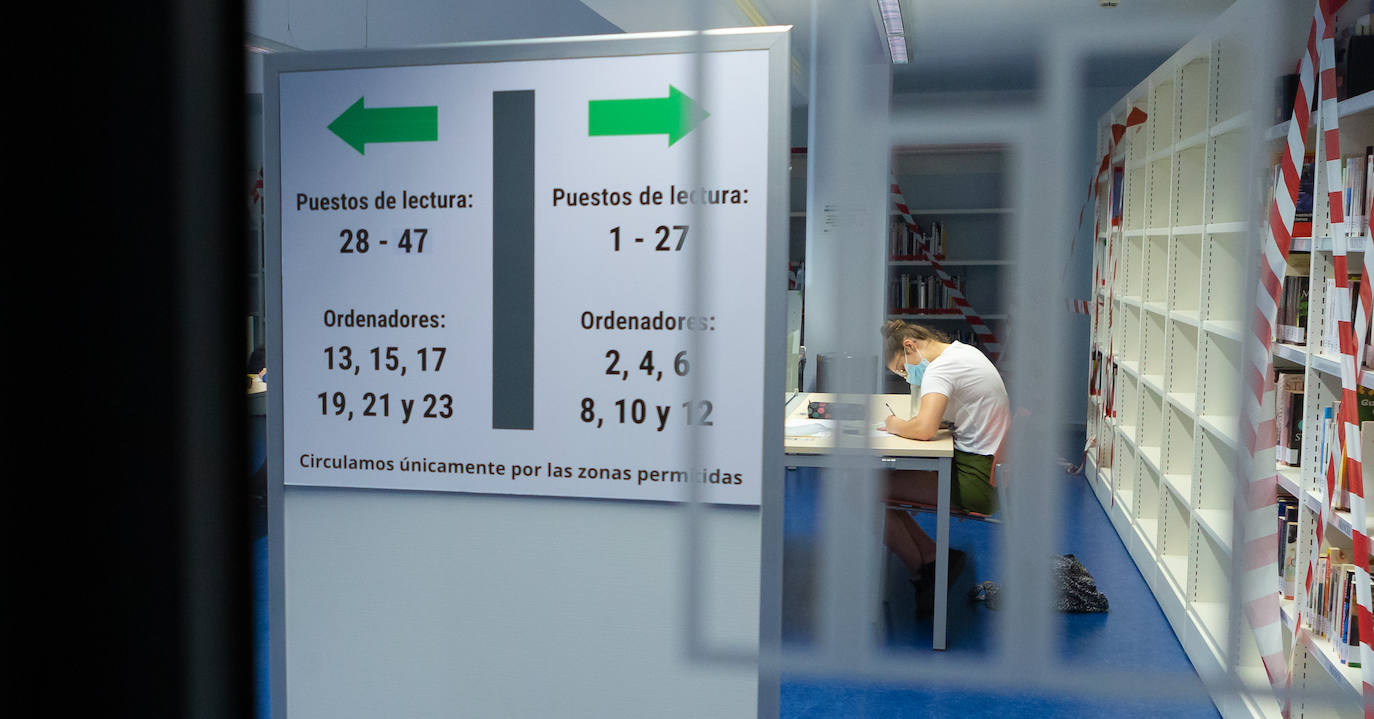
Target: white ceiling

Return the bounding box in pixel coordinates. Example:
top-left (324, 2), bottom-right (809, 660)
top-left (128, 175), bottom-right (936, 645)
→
top-left (580, 0), bottom-right (1236, 95)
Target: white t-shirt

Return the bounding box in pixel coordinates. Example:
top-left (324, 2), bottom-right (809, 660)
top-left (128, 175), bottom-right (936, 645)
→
top-left (918, 341), bottom-right (1009, 456)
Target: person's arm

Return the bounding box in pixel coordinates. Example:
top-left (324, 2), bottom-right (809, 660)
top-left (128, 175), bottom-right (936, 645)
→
top-left (883, 392), bottom-right (948, 440)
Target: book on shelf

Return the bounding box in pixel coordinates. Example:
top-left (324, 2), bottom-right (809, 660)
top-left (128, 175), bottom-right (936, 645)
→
top-left (1281, 499), bottom-right (1299, 599)
top-left (1340, 146), bottom-right (1372, 236)
top-left (1319, 551), bottom-right (1331, 636)
top-left (1276, 371), bottom-right (1304, 466)
top-left (1307, 401), bottom-right (1333, 510)
top-left (1319, 273), bottom-right (1364, 357)
top-left (1324, 387), bottom-right (1374, 511)
top-left (1338, 19), bottom-right (1374, 100)
top-left (890, 272), bottom-right (964, 314)
top-left (1337, 561), bottom-right (1358, 669)
top-left (1110, 165), bottom-right (1124, 228)
top-left (1277, 495), bottom-right (1297, 582)
top-left (1310, 400), bottom-right (1359, 513)
top-left (1295, 152), bottom-right (1315, 239)
top-left (1308, 549), bottom-right (1366, 669)
top-left (1276, 275), bottom-right (1309, 344)
top-left (1364, 420), bottom-right (1374, 513)
top-left (889, 216), bottom-right (945, 260)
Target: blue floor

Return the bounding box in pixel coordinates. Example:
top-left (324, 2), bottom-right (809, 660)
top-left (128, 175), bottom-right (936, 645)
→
top-left (779, 467), bottom-right (1221, 718)
top-left (253, 535), bottom-right (269, 719)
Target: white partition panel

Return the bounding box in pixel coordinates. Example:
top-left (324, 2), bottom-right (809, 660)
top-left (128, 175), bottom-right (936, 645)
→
top-left (284, 489), bottom-right (759, 719)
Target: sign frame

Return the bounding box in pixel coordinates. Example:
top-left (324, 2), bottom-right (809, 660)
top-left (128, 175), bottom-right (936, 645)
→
top-left (264, 28), bottom-right (790, 718)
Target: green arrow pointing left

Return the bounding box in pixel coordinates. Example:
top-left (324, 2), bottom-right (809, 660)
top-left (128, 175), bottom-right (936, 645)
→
top-left (328, 96), bottom-right (438, 155)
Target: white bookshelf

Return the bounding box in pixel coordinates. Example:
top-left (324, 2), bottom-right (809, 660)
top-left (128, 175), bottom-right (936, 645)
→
top-left (1086, 3), bottom-right (1371, 717)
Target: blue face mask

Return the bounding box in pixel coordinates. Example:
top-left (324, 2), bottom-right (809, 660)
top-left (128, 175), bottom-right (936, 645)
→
top-left (904, 346), bottom-right (929, 386)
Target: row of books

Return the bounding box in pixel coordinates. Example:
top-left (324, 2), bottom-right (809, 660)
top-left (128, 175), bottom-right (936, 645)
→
top-left (946, 328), bottom-right (990, 349)
top-left (1275, 272), bottom-right (1374, 371)
top-left (891, 273), bottom-right (965, 313)
top-left (1276, 276), bottom-right (1309, 345)
top-left (1306, 547), bottom-right (1364, 668)
top-left (1279, 498), bottom-right (1368, 671)
top-left (1317, 275), bottom-right (1367, 362)
top-left (1337, 147), bottom-right (1373, 236)
top-left (1272, 383), bottom-right (1374, 510)
top-left (1268, 148), bottom-right (1374, 239)
top-left (889, 217), bottom-right (946, 260)
top-left (1275, 371), bottom-right (1303, 466)
top-left (1314, 402), bottom-right (1353, 512)
top-left (1279, 496), bottom-right (1300, 598)
top-left (1289, 153), bottom-right (1315, 239)
top-left (1091, 351), bottom-right (1116, 469)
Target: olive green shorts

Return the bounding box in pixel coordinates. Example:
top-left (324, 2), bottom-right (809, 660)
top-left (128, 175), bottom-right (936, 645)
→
top-left (951, 449), bottom-right (998, 515)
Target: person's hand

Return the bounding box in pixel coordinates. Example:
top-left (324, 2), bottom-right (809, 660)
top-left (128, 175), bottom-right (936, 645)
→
top-left (884, 414), bottom-right (903, 434)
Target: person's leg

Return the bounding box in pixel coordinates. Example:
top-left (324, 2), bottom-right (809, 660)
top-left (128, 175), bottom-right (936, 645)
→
top-left (886, 471), bottom-right (939, 572)
top-left (883, 508), bottom-right (928, 575)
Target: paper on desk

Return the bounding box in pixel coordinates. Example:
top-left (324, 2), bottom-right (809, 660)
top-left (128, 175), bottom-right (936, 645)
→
top-left (784, 418), bottom-right (834, 437)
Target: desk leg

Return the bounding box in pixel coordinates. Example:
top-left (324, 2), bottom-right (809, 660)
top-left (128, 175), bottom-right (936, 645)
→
top-left (933, 458), bottom-right (951, 651)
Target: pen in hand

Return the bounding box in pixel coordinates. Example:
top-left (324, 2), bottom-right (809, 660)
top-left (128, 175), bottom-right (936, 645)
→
top-left (879, 403), bottom-right (897, 432)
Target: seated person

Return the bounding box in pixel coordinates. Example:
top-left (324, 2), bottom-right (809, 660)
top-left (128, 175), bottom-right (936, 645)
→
top-left (879, 319), bottom-right (1009, 616)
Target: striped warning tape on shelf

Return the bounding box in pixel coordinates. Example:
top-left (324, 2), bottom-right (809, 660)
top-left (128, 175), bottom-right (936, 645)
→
top-left (1084, 108), bottom-right (1147, 498)
top-left (1356, 229), bottom-right (1374, 719)
top-left (1071, 109), bottom-right (1147, 276)
top-left (1246, 2), bottom-right (1319, 698)
top-left (1303, 10), bottom-right (1343, 695)
top-left (1067, 299), bottom-right (1091, 315)
top-left (889, 178), bottom-right (1001, 361)
top-left (1355, 194), bottom-right (1374, 719)
top-left (1283, 4), bottom-right (1374, 715)
top-left (1246, 3), bottom-right (1374, 711)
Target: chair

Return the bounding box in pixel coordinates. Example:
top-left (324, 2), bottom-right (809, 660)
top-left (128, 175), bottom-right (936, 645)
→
top-left (883, 420), bottom-right (1013, 525)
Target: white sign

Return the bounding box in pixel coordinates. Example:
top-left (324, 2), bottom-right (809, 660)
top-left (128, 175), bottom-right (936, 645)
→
top-left (277, 50), bottom-right (772, 505)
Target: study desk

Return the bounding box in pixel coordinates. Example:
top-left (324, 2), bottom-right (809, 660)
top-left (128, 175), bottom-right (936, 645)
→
top-left (783, 392), bottom-right (957, 650)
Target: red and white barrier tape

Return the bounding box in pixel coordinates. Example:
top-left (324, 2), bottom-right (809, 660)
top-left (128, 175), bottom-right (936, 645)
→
top-left (1356, 191), bottom-right (1374, 719)
top-left (1247, 4), bottom-right (1373, 712)
top-left (889, 179), bottom-right (1001, 361)
top-left (1274, 5), bottom-right (1374, 715)
top-left (1247, 3), bottom-right (1319, 697)
top-left (1088, 109), bottom-right (1147, 503)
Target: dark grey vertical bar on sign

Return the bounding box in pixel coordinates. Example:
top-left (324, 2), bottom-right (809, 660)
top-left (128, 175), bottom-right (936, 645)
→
top-left (492, 90), bottom-right (535, 430)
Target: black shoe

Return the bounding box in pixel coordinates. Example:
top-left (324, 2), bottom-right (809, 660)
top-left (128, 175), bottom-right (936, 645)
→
top-left (923, 552), bottom-right (967, 591)
top-left (911, 575), bottom-right (934, 618)
top-left (912, 550), bottom-right (968, 619)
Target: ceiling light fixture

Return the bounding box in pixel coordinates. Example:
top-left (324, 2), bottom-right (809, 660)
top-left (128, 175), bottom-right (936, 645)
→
top-left (245, 33), bottom-right (300, 55)
top-left (876, 0), bottom-right (909, 64)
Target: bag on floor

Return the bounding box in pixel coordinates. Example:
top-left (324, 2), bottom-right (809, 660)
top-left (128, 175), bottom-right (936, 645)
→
top-left (968, 553), bottom-right (1108, 613)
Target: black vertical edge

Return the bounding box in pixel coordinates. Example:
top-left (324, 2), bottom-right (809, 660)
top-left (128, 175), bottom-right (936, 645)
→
top-left (17, 0), bottom-right (250, 716)
top-left (492, 90), bottom-right (536, 430)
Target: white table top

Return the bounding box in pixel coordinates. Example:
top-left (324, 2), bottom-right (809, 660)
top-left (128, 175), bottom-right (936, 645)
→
top-left (783, 392), bottom-right (954, 457)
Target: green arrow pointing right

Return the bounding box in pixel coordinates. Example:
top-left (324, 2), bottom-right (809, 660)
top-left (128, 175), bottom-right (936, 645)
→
top-left (588, 85), bottom-right (709, 146)
top-left (328, 96), bottom-right (438, 155)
